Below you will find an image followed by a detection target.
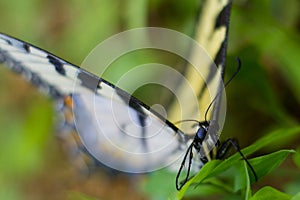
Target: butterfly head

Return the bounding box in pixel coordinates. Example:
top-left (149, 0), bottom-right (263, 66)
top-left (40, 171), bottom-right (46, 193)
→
top-left (196, 121), bottom-right (209, 141)
top-left (193, 120), bottom-right (220, 152)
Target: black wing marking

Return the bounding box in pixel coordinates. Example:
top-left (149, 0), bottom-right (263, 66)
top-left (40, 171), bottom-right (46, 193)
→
top-left (0, 33), bottom-right (76, 96)
top-left (167, 0), bottom-right (232, 126)
top-left (0, 32), bottom-right (182, 131)
top-left (0, 32), bottom-right (188, 173)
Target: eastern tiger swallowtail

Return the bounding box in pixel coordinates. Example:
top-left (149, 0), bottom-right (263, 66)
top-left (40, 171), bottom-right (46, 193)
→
top-left (0, 0), bottom-right (256, 191)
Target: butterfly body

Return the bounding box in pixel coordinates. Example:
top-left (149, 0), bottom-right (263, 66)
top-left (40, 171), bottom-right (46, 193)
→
top-left (175, 120), bottom-right (220, 190)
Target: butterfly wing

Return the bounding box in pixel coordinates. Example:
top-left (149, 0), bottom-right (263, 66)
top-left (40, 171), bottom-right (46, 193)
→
top-left (0, 33), bottom-right (187, 173)
top-left (167, 0), bottom-right (231, 127)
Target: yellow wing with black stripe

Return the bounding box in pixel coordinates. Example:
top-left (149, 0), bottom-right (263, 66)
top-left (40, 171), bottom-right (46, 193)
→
top-left (167, 0), bottom-right (232, 130)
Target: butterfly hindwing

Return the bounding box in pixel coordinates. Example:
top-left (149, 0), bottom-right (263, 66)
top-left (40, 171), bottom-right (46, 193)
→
top-left (0, 32), bottom-right (188, 173)
top-left (0, 33), bottom-right (83, 97)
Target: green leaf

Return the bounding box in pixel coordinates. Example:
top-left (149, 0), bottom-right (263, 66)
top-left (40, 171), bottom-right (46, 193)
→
top-left (176, 160), bottom-right (222, 199)
top-left (242, 162), bottom-right (252, 200)
top-left (250, 186), bottom-right (291, 200)
top-left (182, 180), bottom-right (229, 197)
top-left (293, 146), bottom-right (300, 169)
top-left (250, 150), bottom-right (292, 180)
top-left (244, 127), bottom-right (299, 154)
top-left (232, 149), bottom-right (295, 192)
top-left (250, 149), bottom-right (295, 179)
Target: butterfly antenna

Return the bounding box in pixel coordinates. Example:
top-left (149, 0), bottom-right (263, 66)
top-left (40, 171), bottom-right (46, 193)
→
top-left (224, 57), bottom-right (241, 87)
top-left (204, 57), bottom-right (241, 122)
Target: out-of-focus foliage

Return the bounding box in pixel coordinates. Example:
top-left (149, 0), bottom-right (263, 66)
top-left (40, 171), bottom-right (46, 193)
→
top-left (0, 0), bottom-right (299, 199)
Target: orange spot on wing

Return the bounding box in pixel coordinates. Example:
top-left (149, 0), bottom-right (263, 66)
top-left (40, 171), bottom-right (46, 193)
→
top-left (63, 95), bottom-right (74, 123)
top-left (64, 95), bottom-right (73, 108)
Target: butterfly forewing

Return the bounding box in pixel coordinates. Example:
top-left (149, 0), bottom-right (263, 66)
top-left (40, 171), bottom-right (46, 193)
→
top-left (167, 0), bottom-right (231, 128)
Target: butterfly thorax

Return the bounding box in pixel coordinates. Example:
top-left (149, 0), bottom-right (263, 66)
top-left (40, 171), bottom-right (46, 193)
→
top-left (192, 120), bottom-right (221, 163)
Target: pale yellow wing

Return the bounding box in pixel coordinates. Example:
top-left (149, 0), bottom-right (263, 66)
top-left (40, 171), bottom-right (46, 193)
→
top-left (167, 0), bottom-right (232, 131)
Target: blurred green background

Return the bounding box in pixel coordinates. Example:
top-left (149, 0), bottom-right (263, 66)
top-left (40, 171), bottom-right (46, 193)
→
top-left (0, 0), bottom-right (300, 199)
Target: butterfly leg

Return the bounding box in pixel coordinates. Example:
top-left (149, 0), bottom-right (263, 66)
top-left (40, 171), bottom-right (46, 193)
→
top-left (217, 138), bottom-right (258, 181)
top-left (176, 143), bottom-right (194, 190)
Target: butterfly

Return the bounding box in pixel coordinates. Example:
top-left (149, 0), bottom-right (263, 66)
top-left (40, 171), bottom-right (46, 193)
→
top-left (0, 0), bottom-right (257, 191)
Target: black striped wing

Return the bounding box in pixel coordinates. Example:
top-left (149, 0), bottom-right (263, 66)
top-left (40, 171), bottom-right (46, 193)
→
top-left (167, 0), bottom-right (231, 129)
top-left (0, 33), bottom-right (188, 173)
